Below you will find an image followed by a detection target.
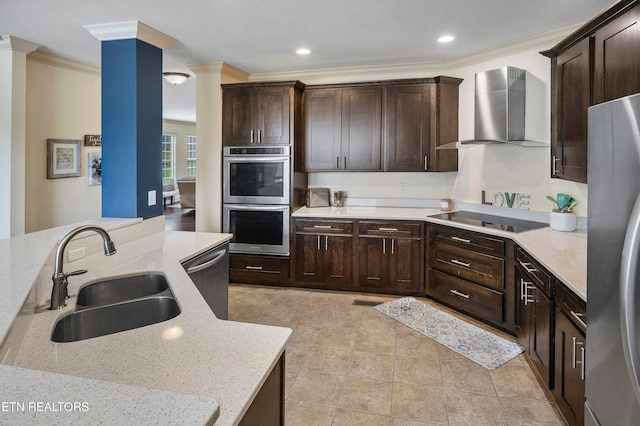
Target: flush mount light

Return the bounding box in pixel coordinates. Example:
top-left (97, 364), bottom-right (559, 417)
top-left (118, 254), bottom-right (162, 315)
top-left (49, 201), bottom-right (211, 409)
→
top-left (296, 48), bottom-right (311, 55)
top-left (162, 72), bottom-right (190, 85)
top-left (438, 35), bottom-right (455, 43)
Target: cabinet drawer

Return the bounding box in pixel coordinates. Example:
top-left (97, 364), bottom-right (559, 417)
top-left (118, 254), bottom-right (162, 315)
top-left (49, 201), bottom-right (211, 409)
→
top-left (430, 242), bottom-right (503, 291)
top-left (430, 225), bottom-right (505, 257)
top-left (295, 219), bottom-right (353, 235)
top-left (556, 283), bottom-right (587, 333)
top-left (230, 254), bottom-right (290, 284)
top-left (427, 268), bottom-right (503, 325)
top-left (359, 220), bottom-right (422, 238)
top-left (516, 248), bottom-right (552, 298)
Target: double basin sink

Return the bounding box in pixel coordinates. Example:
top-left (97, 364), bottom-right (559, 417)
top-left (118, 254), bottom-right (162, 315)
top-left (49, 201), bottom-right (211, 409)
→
top-left (51, 272), bottom-right (181, 343)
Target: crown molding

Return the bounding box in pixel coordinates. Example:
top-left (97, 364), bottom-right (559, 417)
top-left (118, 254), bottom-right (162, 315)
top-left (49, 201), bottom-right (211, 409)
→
top-left (250, 24), bottom-right (582, 84)
top-left (84, 21), bottom-right (176, 49)
top-left (0, 35), bottom-right (40, 54)
top-left (163, 118), bottom-right (196, 126)
top-left (27, 50), bottom-right (100, 75)
top-left (188, 62), bottom-right (250, 81)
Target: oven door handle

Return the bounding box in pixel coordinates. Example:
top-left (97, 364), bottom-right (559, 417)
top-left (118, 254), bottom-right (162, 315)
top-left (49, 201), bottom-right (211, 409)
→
top-left (225, 204), bottom-right (289, 211)
top-left (225, 156), bottom-right (290, 163)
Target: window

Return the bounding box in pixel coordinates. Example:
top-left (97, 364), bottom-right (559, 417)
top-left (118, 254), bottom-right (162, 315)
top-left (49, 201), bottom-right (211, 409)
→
top-left (162, 134), bottom-right (176, 180)
top-left (187, 135), bottom-right (197, 176)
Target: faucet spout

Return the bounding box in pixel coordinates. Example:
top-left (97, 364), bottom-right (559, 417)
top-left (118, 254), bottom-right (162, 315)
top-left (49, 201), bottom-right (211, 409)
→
top-left (50, 225), bottom-right (117, 310)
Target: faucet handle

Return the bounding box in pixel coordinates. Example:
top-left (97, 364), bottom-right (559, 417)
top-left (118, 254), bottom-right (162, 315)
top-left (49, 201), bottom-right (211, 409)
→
top-left (63, 270), bottom-right (87, 299)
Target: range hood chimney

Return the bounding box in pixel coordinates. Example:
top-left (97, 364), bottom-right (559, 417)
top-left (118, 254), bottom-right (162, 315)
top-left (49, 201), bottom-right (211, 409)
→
top-left (438, 66), bottom-right (547, 149)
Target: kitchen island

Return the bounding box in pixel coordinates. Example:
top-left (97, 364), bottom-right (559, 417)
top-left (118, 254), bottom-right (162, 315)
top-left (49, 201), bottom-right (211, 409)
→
top-left (0, 217), bottom-right (291, 425)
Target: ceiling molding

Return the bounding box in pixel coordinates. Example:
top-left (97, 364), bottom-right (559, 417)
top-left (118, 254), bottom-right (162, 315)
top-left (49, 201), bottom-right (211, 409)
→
top-left (163, 118), bottom-right (197, 126)
top-left (249, 24), bottom-right (583, 84)
top-left (84, 21), bottom-right (176, 49)
top-left (0, 35), bottom-right (40, 54)
top-left (188, 62), bottom-right (250, 81)
top-left (27, 50), bottom-right (100, 75)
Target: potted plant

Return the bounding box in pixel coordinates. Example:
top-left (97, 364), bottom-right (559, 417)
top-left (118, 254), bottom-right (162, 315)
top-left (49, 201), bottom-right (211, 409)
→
top-left (547, 193), bottom-right (577, 232)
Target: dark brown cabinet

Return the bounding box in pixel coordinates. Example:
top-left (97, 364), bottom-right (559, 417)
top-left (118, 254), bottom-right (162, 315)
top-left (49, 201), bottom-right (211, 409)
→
top-left (293, 219), bottom-right (354, 288)
top-left (239, 354), bottom-right (284, 426)
top-left (384, 78), bottom-right (461, 172)
top-left (554, 283), bottom-right (586, 426)
top-left (542, 1), bottom-right (640, 183)
top-left (304, 85), bottom-right (382, 171)
top-left (229, 254), bottom-right (290, 285)
top-left (426, 225), bottom-right (507, 328)
top-left (514, 247), bottom-right (554, 389)
top-left (222, 81), bottom-right (304, 146)
top-left (357, 220), bottom-right (423, 294)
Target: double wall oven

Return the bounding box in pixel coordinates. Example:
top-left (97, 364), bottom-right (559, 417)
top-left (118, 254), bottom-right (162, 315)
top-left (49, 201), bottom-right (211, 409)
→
top-left (223, 146), bottom-right (291, 255)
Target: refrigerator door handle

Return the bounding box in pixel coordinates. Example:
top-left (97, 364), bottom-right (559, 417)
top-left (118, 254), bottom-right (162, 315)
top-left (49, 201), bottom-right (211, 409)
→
top-left (620, 194), bottom-right (640, 407)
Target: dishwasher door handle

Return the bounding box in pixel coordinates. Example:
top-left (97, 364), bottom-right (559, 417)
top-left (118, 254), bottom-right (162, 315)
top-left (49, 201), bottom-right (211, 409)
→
top-left (186, 249), bottom-right (227, 274)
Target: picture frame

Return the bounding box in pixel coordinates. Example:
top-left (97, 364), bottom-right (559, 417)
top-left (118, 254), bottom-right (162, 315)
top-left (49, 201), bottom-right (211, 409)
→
top-left (47, 139), bottom-right (81, 179)
top-left (84, 134), bottom-right (101, 146)
top-left (88, 151), bottom-right (102, 186)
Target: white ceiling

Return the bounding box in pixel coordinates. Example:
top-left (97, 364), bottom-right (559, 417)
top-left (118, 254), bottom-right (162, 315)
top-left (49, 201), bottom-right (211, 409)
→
top-left (1, 0), bottom-right (615, 122)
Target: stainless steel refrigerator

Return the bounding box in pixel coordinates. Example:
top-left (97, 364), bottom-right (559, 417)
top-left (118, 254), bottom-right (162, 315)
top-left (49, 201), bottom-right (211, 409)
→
top-left (586, 92), bottom-right (640, 425)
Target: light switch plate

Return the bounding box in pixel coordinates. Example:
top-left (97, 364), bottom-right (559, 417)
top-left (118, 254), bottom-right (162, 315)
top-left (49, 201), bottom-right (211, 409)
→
top-left (148, 190), bottom-right (157, 206)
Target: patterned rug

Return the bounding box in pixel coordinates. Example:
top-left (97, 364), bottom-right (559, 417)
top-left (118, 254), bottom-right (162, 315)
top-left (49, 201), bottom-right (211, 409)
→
top-left (375, 297), bottom-right (523, 370)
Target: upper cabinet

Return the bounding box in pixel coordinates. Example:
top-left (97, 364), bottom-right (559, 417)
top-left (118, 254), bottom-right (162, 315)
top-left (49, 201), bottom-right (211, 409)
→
top-left (542, 0), bottom-right (640, 183)
top-left (304, 77), bottom-right (462, 173)
top-left (304, 85), bottom-right (383, 171)
top-left (222, 81), bottom-right (304, 146)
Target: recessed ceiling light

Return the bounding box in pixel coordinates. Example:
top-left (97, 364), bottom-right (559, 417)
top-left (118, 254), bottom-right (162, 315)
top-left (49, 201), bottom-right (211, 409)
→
top-left (438, 35), bottom-right (455, 43)
top-left (296, 48), bottom-right (311, 55)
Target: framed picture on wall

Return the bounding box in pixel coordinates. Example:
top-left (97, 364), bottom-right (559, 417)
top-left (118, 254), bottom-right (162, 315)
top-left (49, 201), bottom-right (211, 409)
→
top-left (47, 139), bottom-right (81, 179)
top-left (88, 151), bottom-right (102, 186)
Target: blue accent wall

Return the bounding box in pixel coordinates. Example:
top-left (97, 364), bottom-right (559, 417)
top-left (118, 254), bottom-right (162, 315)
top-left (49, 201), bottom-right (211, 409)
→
top-left (101, 39), bottom-right (163, 219)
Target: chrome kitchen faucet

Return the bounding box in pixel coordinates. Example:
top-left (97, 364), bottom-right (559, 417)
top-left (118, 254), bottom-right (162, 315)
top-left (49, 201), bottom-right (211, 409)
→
top-left (50, 225), bottom-right (117, 310)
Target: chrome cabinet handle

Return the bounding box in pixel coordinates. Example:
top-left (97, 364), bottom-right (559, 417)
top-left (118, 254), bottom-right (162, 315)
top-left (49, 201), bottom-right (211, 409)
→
top-left (451, 259), bottom-right (470, 268)
top-left (552, 155), bottom-right (560, 176)
top-left (313, 225), bottom-right (333, 229)
top-left (424, 156), bottom-right (428, 171)
top-left (257, 129), bottom-right (262, 144)
top-left (573, 337), bottom-right (585, 380)
top-left (325, 235), bottom-right (328, 250)
top-left (378, 227), bottom-right (399, 232)
top-left (383, 239), bottom-right (386, 254)
top-left (450, 289), bottom-right (470, 299)
top-left (520, 279), bottom-right (535, 305)
top-left (317, 235), bottom-right (321, 250)
top-left (581, 346), bottom-right (586, 380)
top-left (569, 310), bottom-right (587, 331)
top-left (245, 265), bottom-right (263, 271)
top-left (519, 261), bottom-right (538, 274)
top-left (451, 236), bottom-right (471, 243)
top-left (391, 238), bottom-right (395, 255)
top-left (250, 129), bottom-right (255, 144)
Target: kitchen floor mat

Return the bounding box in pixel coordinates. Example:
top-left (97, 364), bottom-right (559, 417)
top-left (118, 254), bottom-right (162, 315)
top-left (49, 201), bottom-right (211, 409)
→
top-left (375, 297), bottom-right (523, 370)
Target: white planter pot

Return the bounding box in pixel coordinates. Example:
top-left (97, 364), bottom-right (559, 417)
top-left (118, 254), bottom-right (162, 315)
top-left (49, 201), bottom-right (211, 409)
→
top-left (549, 211), bottom-right (577, 232)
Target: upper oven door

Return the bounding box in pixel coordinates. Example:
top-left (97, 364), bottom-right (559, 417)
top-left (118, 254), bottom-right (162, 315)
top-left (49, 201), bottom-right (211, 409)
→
top-left (223, 156), bottom-right (291, 205)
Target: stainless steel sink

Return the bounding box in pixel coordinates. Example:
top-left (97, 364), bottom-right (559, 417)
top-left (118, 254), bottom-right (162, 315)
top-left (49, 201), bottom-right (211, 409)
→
top-left (51, 297), bottom-right (181, 343)
top-left (76, 272), bottom-right (170, 308)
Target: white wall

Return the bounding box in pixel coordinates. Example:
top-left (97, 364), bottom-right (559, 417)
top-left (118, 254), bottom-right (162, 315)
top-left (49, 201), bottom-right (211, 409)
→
top-left (25, 53), bottom-right (102, 233)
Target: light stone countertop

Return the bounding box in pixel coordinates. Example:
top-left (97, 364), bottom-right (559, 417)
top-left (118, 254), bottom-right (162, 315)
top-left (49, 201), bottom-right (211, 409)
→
top-left (293, 206), bottom-right (587, 300)
top-left (0, 219), bottom-right (292, 425)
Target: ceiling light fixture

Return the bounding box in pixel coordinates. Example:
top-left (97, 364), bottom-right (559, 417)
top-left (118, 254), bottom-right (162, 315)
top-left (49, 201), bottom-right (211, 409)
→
top-left (162, 72), bottom-right (190, 85)
top-left (438, 35), bottom-right (455, 43)
top-left (296, 48), bottom-right (311, 55)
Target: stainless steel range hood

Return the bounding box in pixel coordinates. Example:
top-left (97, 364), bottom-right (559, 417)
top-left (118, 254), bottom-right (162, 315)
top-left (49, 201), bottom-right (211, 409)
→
top-left (438, 66), bottom-right (547, 149)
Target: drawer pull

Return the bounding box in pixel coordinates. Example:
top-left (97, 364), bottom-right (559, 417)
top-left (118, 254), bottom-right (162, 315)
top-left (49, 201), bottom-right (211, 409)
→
top-left (451, 259), bottom-right (470, 268)
top-left (520, 279), bottom-right (535, 305)
top-left (569, 310), bottom-right (587, 331)
top-left (245, 265), bottom-right (263, 271)
top-left (450, 289), bottom-right (470, 299)
top-left (313, 225), bottom-right (333, 229)
top-left (519, 261), bottom-right (538, 274)
top-left (378, 227), bottom-right (399, 232)
top-left (451, 236), bottom-right (471, 243)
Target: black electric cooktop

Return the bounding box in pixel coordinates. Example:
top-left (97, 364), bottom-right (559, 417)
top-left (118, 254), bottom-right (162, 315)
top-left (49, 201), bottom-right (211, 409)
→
top-left (429, 211), bottom-right (548, 234)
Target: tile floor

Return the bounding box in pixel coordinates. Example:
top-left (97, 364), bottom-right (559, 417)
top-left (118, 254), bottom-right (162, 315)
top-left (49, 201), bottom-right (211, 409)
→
top-left (228, 284), bottom-right (566, 426)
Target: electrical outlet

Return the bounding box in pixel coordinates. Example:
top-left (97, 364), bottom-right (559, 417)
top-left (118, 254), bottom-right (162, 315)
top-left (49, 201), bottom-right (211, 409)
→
top-left (400, 183), bottom-right (407, 192)
top-left (68, 247), bottom-right (86, 262)
top-left (148, 190), bottom-right (157, 206)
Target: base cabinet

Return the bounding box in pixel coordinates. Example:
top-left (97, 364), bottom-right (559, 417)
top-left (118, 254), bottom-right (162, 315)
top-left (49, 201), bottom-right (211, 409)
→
top-left (230, 254), bottom-right (290, 285)
top-left (514, 247), bottom-right (554, 389)
top-left (554, 283), bottom-right (587, 426)
top-left (239, 354), bottom-right (285, 426)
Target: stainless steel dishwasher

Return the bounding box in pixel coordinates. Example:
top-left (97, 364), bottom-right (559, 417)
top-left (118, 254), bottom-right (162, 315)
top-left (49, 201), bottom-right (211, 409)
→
top-left (181, 243), bottom-right (229, 320)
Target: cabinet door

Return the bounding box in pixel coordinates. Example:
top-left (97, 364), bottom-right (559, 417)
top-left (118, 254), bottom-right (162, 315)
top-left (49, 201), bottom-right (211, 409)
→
top-left (222, 87), bottom-right (256, 146)
top-left (531, 288), bottom-right (553, 389)
top-left (324, 235), bottom-right (353, 287)
top-left (389, 237), bottom-right (423, 292)
top-left (554, 310), bottom-right (586, 426)
top-left (357, 236), bottom-right (389, 290)
top-left (384, 84), bottom-right (431, 171)
top-left (341, 87), bottom-right (382, 171)
top-left (594, 5), bottom-right (640, 104)
top-left (257, 86), bottom-right (291, 145)
top-left (294, 233), bottom-right (325, 284)
top-left (552, 38), bottom-right (591, 183)
top-left (304, 89), bottom-right (342, 171)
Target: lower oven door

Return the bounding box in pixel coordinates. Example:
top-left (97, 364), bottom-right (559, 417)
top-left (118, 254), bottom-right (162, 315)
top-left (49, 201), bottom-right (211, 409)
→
top-left (223, 204), bottom-right (290, 256)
